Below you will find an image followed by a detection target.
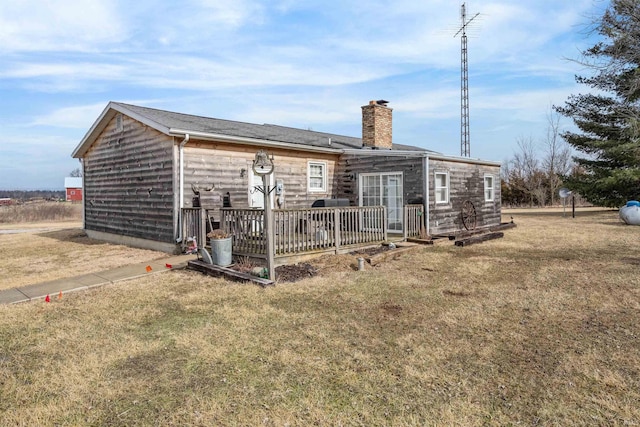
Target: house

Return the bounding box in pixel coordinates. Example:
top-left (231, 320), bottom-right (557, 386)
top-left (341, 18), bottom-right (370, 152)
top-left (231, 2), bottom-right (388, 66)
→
top-left (64, 177), bottom-right (83, 202)
top-left (71, 101), bottom-right (501, 253)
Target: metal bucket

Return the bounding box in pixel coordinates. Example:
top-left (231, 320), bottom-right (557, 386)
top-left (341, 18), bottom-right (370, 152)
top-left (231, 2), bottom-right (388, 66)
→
top-left (210, 237), bottom-right (233, 266)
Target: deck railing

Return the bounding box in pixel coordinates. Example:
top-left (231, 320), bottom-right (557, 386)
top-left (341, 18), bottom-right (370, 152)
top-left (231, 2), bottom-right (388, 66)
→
top-left (220, 208), bottom-right (266, 255)
top-left (182, 205), bottom-right (422, 258)
top-left (272, 206), bottom-right (387, 255)
top-left (181, 207), bottom-right (207, 247)
top-left (403, 204), bottom-right (425, 239)
top-left (218, 206), bottom-right (387, 257)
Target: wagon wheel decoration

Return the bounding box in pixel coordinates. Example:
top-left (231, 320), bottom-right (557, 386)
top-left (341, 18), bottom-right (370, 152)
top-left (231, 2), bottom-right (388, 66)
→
top-left (461, 200), bottom-right (477, 230)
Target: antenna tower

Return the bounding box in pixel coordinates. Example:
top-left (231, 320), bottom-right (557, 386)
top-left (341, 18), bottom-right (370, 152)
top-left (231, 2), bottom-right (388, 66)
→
top-left (454, 2), bottom-right (479, 157)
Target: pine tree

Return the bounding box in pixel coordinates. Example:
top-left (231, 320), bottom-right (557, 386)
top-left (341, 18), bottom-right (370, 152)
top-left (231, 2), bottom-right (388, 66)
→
top-left (555, 0), bottom-right (640, 207)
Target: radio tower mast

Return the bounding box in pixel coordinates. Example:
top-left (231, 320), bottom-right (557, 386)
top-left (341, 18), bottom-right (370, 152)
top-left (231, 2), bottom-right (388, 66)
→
top-left (454, 2), bottom-right (479, 157)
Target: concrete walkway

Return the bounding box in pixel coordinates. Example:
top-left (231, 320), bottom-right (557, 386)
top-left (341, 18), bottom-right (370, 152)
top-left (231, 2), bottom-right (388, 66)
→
top-left (0, 254), bottom-right (197, 305)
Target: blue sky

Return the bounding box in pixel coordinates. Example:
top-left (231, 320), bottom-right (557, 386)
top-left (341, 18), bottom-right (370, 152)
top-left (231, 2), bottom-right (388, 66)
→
top-left (0, 0), bottom-right (605, 190)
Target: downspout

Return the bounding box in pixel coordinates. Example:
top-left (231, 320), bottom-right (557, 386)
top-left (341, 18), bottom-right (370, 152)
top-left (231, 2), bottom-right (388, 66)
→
top-left (177, 134), bottom-right (190, 243)
top-left (80, 158), bottom-right (85, 230)
top-left (425, 155), bottom-right (430, 236)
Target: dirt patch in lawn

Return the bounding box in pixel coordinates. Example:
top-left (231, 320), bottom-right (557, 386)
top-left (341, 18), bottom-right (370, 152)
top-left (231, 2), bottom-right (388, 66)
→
top-left (275, 263), bottom-right (318, 282)
top-left (273, 245), bottom-right (396, 282)
top-left (350, 245), bottom-right (392, 257)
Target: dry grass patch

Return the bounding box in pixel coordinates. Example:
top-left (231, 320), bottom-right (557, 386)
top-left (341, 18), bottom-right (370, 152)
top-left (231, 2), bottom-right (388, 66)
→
top-left (0, 202), bottom-right (82, 224)
top-left (0, 227), bottom-right (168, 290)
top-left (0, 208), bottom-right (639, 425)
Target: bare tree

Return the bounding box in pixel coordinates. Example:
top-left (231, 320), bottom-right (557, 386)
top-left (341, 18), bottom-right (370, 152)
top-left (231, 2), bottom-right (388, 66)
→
top-left (541, 109), bottom-right (572, 205)
top-left (510, 136), bottom-right (545, 206)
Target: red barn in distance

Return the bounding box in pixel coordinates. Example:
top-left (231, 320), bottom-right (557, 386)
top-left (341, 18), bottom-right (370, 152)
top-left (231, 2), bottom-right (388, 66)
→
top-left (64, 177), bottom-right (83, 202)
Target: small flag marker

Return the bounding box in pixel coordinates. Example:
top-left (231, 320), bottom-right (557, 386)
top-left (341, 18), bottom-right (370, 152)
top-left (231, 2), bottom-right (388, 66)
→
top-left (165, 263), bottom-right (172, 269)
top-left (45, 294), bottom-right (51, 303)
top-left (145, 265), bottom-right (152, 272)
top-left (58, 291), bottom-right (63, 300)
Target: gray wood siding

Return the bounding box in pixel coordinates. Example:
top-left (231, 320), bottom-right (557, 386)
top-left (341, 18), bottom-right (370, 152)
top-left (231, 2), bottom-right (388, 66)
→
top-left (182, 142), bottom-right (340, 217)
top-left (428, 158), bottom-right (501, 234)
top-left (83, 115), bottom-right (175, 243)
top-left (336, 154), bottom-right (425, 204)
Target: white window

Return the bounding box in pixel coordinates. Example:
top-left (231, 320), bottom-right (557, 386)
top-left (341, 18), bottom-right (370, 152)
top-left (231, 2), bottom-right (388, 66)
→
top-left (308, 161), bottom-right (327, 192)
top-left (484, 175), bottom-right (495, 201)
top-left (435, 172), bottom-right (449, 204)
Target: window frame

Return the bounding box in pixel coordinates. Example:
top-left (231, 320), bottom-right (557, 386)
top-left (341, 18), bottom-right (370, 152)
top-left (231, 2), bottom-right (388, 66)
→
top-left (307, 161), bottom-right (327, 193)
top-left (434, 171), bottom-right (449, 204)
top-left (484, 174), bottom-right (495, 202)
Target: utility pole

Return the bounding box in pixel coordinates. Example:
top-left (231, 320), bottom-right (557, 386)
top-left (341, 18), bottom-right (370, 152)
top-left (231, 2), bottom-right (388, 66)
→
top-left (454, 2), bottom-right (479, 157)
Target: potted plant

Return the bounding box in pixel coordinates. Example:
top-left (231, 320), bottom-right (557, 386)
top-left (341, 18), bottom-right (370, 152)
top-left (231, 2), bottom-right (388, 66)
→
top-left (207, 229), bottom-right (233, 266)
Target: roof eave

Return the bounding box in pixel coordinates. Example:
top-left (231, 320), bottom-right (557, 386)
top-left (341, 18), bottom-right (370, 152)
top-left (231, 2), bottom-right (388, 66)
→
top-left (72, 102), bottom-right (171, 158)
top-left (168, 128), bottom-right (345, 154)
top-left (342, 149), bottom-right (501, 166)
top-left (341, 148), bottom-right (436, 157)
top-left (71, 103), bottom-right (114, 158)
top-left (427, 153), bottom-right (501, 167)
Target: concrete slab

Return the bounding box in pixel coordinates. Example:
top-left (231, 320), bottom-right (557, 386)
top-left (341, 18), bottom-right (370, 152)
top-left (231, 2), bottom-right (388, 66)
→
top-left (18, 277), bottom-right (96, 299)
top-left (1, 254), bottom-right (198, 305)
top-left (0, 288), bottom-right (30, 304)
top-left (65, 273), bottom-right (110, 287)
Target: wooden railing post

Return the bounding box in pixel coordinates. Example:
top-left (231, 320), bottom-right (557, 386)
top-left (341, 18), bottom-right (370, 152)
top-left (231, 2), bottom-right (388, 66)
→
top-left (403, 206), bottom-right (408, 241)
top-left (383, 207), bottom-right (388, 242)
top-left (181, 211), bottom-right (187, 246)
top-left (199, 208), bottom-right (207, 249)
top-left (334, 208), bottom-right (341, 253)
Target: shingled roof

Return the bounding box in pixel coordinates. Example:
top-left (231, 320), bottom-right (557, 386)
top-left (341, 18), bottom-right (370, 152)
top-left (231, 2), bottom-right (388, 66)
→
top-left (73, 102), bottom-right (432, 158)
top-left (118, 103), bottom-right (367, 149)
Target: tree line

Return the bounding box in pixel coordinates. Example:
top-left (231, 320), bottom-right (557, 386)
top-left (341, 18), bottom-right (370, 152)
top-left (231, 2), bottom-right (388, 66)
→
top-left (504, 0), bottom-right (640, 208)
top-left (501, 111), bottom-right (574, 207)
top-left (0, 190), bottom-right (65, 201)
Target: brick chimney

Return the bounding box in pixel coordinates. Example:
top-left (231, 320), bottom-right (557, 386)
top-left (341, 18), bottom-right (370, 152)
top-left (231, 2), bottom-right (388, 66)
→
top-left (361, 100), bottom-right (392, 149)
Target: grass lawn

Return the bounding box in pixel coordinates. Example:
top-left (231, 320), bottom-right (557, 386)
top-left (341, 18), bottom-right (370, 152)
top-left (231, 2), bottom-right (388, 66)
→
top-left (0, 201), bottom-right (171, 291)
top-left (1, 208), bottom-right (639, 425)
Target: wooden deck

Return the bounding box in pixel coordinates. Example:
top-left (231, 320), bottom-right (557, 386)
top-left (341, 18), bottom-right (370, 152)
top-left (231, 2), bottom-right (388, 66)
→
top-left (182, 204), bottom-right (424, 264)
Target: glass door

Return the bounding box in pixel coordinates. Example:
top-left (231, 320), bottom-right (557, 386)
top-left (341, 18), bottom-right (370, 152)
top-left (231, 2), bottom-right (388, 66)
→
top-left (359, 172), bottom-right (403, 232)
top-left (383, 175), bottom-right (403, 232)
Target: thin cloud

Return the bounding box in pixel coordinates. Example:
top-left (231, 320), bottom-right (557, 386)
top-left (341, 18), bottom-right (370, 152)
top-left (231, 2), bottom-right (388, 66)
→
top-left (31, 103), bottom-right (108, 129)
top-left (0, 0), bottom-right (126, 53)
top-left (0, 0), bottom-right (606, 189)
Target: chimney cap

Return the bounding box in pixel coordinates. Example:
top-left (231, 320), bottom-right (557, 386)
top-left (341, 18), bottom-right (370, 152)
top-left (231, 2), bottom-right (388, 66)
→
top-left (375, 99), bottom-right (389, 106)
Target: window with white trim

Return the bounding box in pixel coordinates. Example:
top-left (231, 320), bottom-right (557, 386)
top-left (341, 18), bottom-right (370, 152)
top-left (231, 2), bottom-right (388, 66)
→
top-left (308, 161), bottom-right (327, 192)
top-left (484, 175), bottom-right (495, 201)
top-left (435, 172), bottom-right (449, 204)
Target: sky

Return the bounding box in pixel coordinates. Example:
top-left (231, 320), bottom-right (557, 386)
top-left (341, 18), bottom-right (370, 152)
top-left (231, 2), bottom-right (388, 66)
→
top-left (0, 0), bottom-right (607, 190)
